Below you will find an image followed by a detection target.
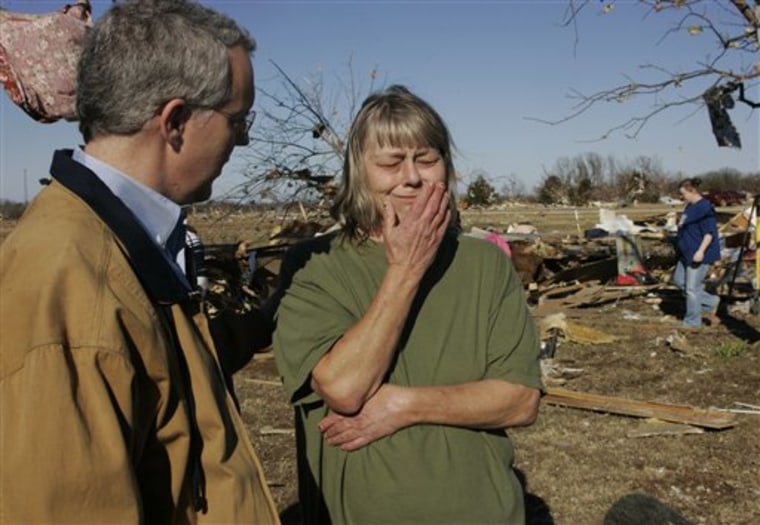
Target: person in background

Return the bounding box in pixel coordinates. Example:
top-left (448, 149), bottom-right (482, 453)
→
top-left (274, 85), bottom-right (543, 524)
top-left (674, 177), bottom-right (722, 328)
top-left (0, 1), bottom-right (280, 522)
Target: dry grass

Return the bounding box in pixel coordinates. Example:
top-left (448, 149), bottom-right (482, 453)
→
top-left (217, 202), bottom-right (760, 524)
top-left (4, 202), bottom-right (759, 524)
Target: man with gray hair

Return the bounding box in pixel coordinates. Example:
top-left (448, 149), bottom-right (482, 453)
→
top-left (0, 1), bottom-right (279, 522)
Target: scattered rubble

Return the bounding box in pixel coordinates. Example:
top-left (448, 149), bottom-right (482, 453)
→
top-left (195, 205), bottom-right (757, 435)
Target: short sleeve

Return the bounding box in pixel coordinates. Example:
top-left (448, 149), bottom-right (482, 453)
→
top-left (483, 253), bottom-right (543, 391)
top-left (273, 250), bottom-right (358, 405)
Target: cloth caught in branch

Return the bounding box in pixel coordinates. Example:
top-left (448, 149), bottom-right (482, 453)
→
top-left (0, 1), bottom-right (92, 122)
top-left (703, 85), bottom-right (741, 149)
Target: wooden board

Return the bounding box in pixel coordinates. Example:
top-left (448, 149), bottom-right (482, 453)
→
top-left (543, 387), bottom-right (736, 429)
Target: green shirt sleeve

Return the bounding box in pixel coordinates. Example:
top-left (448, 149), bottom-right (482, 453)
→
top-left (273, 244), bottom-right (357, 405)
top-left (484, 251), bottom-right (544, 391)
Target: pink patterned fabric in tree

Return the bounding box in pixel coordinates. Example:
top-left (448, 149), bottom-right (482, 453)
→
top-left (0, 1), bottom-right (92, 123)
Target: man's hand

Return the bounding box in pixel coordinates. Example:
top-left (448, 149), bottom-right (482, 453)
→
top-left (382, 182), bottom-right (450, 280)
top-left (318, 384), bottom-right (409, 452)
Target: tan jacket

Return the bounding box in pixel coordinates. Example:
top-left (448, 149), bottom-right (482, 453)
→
top-left (0, 152), bottom-right (280, 524)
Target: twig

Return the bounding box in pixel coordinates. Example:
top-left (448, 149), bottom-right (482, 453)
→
top-left (260, 426), bottom-right (295, 436)
top-left (715, 401), bottom-right (760, 415)
top-left (243, 378), bottom-right (283, 387)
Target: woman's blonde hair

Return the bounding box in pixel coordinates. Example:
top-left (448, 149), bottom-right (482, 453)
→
top-left (331, 85), bottom-right (458, 242)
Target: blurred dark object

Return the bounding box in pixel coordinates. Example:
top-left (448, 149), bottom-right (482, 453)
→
top-left (539, 328), bottom-right (560, 359)
top-left (703, 85), bottom-right (741, 148)
top-left (584, 227), bottom-right (609, 239)
top-left (0, 1), bottom-right (91, 122)
top-left (703, 81), bottom-right (760, 149)
top-left (604, 493), bottom-right (693, 525)
top-left (208, 306), bottom-right (274, 410)
top-left (200, 241), bottom-right (286, 410)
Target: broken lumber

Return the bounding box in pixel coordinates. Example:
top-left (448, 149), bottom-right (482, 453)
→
top-left (533, 280), bottom-right (663, 315)
top-left (543, 387), bottom-right (736, 429)
top-left (627, 419), bottom-right (705, 438)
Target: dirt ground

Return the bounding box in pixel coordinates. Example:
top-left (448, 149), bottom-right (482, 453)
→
top-left (3, 202), bottom-right (758, 524)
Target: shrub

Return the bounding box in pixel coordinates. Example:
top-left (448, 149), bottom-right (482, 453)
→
top-left (0, 200), bottom-right (26, 220)
top-left (715, 341), bottom-right (747, 358)
top-left (536, 175), bottom-right (567, 205)
top-left (464, 175), bottom-right (498, 207)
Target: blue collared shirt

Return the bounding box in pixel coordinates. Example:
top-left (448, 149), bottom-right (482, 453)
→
top-left (72, 148), bottom-right (190, 287)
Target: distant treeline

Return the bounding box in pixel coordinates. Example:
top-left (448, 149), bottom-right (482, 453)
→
top-left (527, 157), bottom-right (760, 207)
top-left (2, 166), bottom-right (758, 218)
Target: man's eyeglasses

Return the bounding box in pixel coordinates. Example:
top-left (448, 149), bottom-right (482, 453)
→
top-left (214, 108), bottom-right (256, 136)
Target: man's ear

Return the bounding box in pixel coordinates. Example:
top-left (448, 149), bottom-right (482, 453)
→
top-left (159, 99), bottom-right (191, 151)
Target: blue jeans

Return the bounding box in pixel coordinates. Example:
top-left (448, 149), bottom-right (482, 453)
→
top-left (672, 260), bottom-right (720, 328)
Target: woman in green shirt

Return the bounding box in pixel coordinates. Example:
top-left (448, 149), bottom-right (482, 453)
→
top-left (274, 85), bottom-right (543, 524)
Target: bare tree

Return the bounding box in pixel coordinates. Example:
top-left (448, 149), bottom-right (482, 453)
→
top-left (538, 153), bottom-right (612, 204)
top-left (224, 59), bottom-right (381, 210)
top-left (535, 152), bottom-right (668, 204)
top-left (535, 1), bottom-right (759, 148)
top-left (499, 173), bottom-right (527, 200)
top-left (615, 155), bottom-right (668, 205)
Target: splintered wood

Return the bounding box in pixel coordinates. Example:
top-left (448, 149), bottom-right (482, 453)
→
top-left (627, 419), bottom-right (705, 438)
top-left (543, 387), bottom-right (737, 430)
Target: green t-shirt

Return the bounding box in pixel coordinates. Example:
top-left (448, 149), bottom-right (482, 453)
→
top-left (274, 233), bottom-right (542, 525)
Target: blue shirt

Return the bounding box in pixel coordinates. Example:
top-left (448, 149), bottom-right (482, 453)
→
top-left (72, 148), bottom-right (190, 287)
top-left (676, 197), bottom-right (720, 265)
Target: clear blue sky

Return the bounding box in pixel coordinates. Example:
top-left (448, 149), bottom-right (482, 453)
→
top-left (1, 0), bottom-right (758, 202)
